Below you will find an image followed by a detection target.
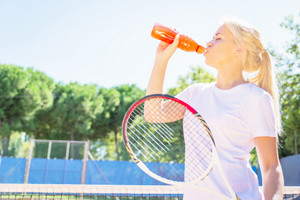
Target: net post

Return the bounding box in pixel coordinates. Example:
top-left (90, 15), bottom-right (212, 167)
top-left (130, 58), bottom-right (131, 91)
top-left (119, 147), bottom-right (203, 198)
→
top-left (24, 139), bottom-right (34, 183)
top-left (81, 140), bottom-right (90, 184)
top-left (66, 141), bottom-right (70, 159)
top-left (47, 141), bottom-right (52, 159)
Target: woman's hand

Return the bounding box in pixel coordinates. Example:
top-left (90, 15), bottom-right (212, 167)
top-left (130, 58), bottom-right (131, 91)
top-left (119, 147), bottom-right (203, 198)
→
top-left (155, 34), bottom-right (180, 64)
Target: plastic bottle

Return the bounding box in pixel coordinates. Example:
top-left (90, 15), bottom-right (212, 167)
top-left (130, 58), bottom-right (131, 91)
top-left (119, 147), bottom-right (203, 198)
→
top-left (151, 23), bottom-right (205, 54)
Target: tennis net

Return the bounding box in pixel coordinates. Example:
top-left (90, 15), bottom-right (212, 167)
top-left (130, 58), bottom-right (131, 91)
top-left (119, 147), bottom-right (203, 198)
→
top-left (0, 184), bottom-right (299, 199)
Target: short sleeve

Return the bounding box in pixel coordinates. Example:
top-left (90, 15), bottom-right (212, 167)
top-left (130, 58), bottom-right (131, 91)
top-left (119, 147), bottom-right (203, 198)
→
top-left (248, 93), bottom-right (277, 138)
top-left (175, 83), bottom-right (200, 103)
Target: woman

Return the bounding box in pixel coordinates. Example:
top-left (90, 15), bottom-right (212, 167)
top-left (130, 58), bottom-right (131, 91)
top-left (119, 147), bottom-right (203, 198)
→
top-left (146, 17), bottom-right (284, 200)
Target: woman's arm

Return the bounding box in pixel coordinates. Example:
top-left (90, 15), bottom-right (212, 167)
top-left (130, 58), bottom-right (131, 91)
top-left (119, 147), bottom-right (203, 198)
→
top-left (254, 137), bottom-right (284, 200)
top-left (145, 34), bottom-right (185, 122)
top-left (146, 34), bottom-right (180, 95)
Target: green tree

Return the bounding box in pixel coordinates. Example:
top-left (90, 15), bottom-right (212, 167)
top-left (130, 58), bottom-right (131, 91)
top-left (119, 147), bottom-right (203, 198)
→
top-left (42, 82), bottom-right (105, 158)
top-left (48, 82), bottom-right (104, 141)
top-left (90, 87), bottom-right (120, 140)
top-left (91, 84), bottom-right (144, 160)
top-left (23, 68), bottom-right (56, 139)
top-left (5, 132), bottom-right (28, 157)
top-left (167, 66), bottom-right (215, 95)
top-left (0, 64), bottom-right (33, 156)
top-left (274, 14), bottom-right (300, 156)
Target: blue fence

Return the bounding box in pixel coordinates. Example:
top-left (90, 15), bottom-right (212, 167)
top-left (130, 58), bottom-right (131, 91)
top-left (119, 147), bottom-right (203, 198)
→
top-left (0, 157), bottom-right (260, 185)
top-left (281, 154), bottom-right (300, 186)
top-left (28, 158), bottom-right (83, 184)
top-left (0, 157), bottom-right (26, 183)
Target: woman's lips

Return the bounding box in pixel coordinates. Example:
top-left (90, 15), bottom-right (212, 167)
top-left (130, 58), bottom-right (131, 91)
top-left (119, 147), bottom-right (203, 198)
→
top-left (203, 50), bottom-right (209, 56)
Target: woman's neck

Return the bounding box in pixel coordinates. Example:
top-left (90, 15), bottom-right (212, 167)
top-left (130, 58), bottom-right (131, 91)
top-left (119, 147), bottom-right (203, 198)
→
top-left (215, 68), bottom-right (248, 90)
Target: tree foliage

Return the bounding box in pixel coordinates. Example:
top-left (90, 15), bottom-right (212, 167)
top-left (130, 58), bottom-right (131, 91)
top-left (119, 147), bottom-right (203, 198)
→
top-left (0, 65), bottom-right (54, 156)
top-left (48, 82), bottom-right (104, 141)
top-left (275, 14), bottom-right (300, 156)
top-left (23, 68), bottom-right (56, 139)
top-left (91, 85), bottom-right (145, 160)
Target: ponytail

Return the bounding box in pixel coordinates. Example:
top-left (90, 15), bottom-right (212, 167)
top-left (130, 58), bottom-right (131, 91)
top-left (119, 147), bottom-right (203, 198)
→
top-left (249, 50), bottom-right (282, 135)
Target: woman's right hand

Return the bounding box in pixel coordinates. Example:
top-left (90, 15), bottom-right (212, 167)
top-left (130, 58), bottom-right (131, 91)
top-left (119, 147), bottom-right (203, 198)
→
top-left (155, 34), bottom-right (180, 64)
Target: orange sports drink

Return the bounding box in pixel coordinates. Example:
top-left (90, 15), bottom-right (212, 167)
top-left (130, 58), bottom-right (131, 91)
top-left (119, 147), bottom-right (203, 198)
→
top-left (151, 23), bottom-right (205, 54)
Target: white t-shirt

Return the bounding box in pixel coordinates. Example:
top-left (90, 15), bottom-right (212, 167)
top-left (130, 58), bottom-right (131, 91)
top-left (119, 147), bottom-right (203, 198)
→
top-left (175, 82), bottom-right (277, 200)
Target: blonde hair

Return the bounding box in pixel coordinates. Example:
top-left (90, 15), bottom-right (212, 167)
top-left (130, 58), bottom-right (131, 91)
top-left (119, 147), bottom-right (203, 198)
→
top-left (222, 16), bottom-right (282, 135)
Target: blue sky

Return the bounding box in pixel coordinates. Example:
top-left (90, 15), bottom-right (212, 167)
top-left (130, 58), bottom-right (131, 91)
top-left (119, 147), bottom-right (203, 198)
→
top-left (0, 0), bottom-right (299, 92)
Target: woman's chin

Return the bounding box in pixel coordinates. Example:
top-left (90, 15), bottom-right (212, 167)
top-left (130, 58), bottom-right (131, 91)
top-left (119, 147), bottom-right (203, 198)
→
top-left (204, 61), bottom-right (218, 70)
top-left (204, 60), bottom-right (213, 67)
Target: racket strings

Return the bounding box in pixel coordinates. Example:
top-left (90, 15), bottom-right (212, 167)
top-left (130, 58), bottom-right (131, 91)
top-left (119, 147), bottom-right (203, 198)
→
top-left (134, 105), bottom-right (174, 149)
top-left (184, 113), bottom-right (213, 181)
top-left (135, 107), bottom-right (173, 146)
top-left (128, 111), bottom-right (167, 152)
top-left (141, 101), bottom-right (175, 137)
top-left (126, 97), bottom-right (214, 182)
top-left (127, 109), bottom-right (173, 162)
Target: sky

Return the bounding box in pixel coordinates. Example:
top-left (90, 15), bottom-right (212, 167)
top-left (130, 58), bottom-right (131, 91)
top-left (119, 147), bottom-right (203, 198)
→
top-left (0, 0), bottom-right (299, 93)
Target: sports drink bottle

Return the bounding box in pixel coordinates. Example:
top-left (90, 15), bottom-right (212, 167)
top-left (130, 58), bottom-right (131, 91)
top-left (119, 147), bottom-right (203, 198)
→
top-left (151, 23), bottom-right (205, 54)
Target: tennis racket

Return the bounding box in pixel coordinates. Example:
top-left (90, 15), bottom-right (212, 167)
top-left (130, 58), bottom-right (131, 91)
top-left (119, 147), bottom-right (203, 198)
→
top-left (122, 94), bottom-right (240, 200)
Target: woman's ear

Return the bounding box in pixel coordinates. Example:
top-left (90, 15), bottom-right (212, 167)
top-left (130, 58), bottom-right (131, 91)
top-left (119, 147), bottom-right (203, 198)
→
top-left (234, 42), bottom-right (246, 55)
